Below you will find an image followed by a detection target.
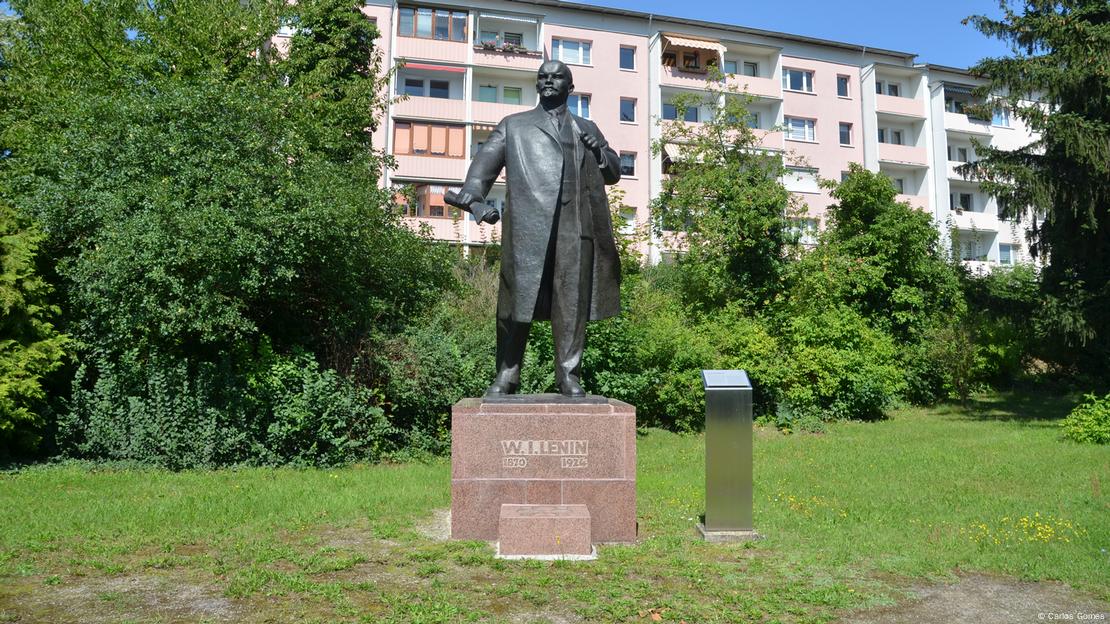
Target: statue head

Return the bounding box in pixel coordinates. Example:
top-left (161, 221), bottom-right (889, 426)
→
top-left (537, 60), bottom-right (574, 108)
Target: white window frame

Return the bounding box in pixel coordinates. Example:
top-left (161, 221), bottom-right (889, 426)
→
top-left (722, 59), bottom-right (738, 74)
top-left (785, 117), bottom-right (816, 142)
top-left (743, 61), bottom-right (759, 77)
top-left (619, 152), bottom-right (636, 177)
top-left (992, 106), bottom-right (1011, 127)
top-left (552, 38), bottom-right (592, 65)
top-left (568, 93), bottom-right (590, 118)
top-left (782, 68), bottom-right (814, 93)
top-left (838, 122), bottom-right (852, 145)
top-left (836, 74), bottom-right (850, 97)
top-left (619, 45), bottom-right (636, 70)
top-left (891, 177), bottom-right (905, 194)
top-left (619, 97), bottom-right (636, 123)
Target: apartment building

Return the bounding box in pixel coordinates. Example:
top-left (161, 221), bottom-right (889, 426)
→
top-left (313, 0), bottom-right (1036, 270)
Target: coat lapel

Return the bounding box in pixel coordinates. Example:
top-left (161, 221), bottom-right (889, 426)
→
top-left (531, 107), bottom-right (560, 146)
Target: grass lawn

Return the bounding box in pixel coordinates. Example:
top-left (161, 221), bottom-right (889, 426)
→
top-left (0, 390), bottom-right (1107, 623)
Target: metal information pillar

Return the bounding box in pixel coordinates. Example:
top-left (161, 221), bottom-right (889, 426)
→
top-left (698, 369), bottom-right (761, 542)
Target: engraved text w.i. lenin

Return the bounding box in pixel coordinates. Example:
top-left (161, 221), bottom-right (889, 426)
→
top-left (501, 439), bottom-right (588, 468)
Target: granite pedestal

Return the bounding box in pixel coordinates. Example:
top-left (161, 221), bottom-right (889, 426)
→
top-left (451, 395), bottom-right (637, 543)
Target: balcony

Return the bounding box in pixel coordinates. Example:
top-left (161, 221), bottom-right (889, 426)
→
top-left (952, 209), bottom-right (999, 232)
top-left (875, 93), bottom-right (925, 118)
top-left (724, 74), bottom-right (782, 100)
top-left (660, 65), bottom-right (717, 90)
top-left (757, 129), bottom-right (784, 151)
top-left (947, 161), bottom-right (976, 181)
top-left (395, 36), bottom-right (469, 63)
top-left (878, 143), bottom-right (928, 166)
top-left (472, 100), bottom-right (531, 125)
top-left (392, 154), bottom-right (467, 181)
top-left (897, 194), bottom-right (929, 211)
top-left (473, 46), bottom-right (544, 71)
top-left (944, 111), bottom-right (992, 137)
top-left (393, 96), bottom-right (465, 121)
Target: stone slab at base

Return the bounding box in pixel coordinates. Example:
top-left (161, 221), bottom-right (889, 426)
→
top-left (498, 504), bottom-right (592, 556)
top-left (697, 523), bottom-right (764, 543)
top-left (451, 396), bottom-right (637, 543)
top-left (496, 545), bottom-right (598, 561)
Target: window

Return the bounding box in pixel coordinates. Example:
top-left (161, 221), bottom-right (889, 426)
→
top-left (620, 152), bottom-right (636, 177)
top-left (992, 106), bottom-right (1011, 127)
top-left (503, 32), bottom-right (523, 46)
top-left (402, 78), bottom-right (424, 96)
top-left (790, 218), bottom-right (820, 245)
top-left (839, 122), bottom-right (852, 145)
top-left (552, 38), bottom-right (591, 65)
top-left (878, 128), bottom-right (904, 145)
top-left (837, 75), bottom-right (850, 97)
top-left (746, 112), bottom-right (760, 129)
top-left (398, 6), bottom-right (466, 41)
top-left (949, 146), bottom-right (969, 162)
top-left (662, 52), bottom-right (676, 67)
top-left (722, 60), bottom-right (738, 74)
top-left (891, 178), bottom-right (905, 194)
top-left (961, 240), bottom-right (979, 261)
top-left (840, 171), bottom-right (851, 182)
top-left (784, 167), bottom-right (820, 193)
top-left (950, 192), bottom-right (973, 211)
top-left (620, 98), bottom-right (636, 123)
top-left (568, 94), bottom-right (590, 118)
top-left (945, 97), bottom-right (966, 114)
top-left (393, 121), bottom-right (466, 158)
top-left (999, 243), bottom-right (1014, 265)
top-left (429, 80), bottom-right (450, 99)
top-left (682, 52), bottom-right (700, 69)
top-left (782, 68), bottom-right (814, 92)
top-left (620, 46), bottom-right (636, 70)
top-left (503, 86), bottom-right (522, 105)
top-left (785, 117), bottom-right (816, 141)
top-left (875, 80), bottom-right (900, 96)
top-left (683, 105), bottom-right (699, 123)
top-left (478, 85), bottom-right (497, 103)
top-left (743, 61), bottom-right (758, 77)
top-left (662, 102), bottom-right (677, 120)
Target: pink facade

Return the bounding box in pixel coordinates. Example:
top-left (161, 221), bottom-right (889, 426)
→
top-left (367, 0), bottom-right (1034, 270)
top-left (779, 57), bottom-right (865, 220)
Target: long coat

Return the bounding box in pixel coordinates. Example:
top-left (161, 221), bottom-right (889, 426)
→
top-left (459, 106), bottom-right (622, 323)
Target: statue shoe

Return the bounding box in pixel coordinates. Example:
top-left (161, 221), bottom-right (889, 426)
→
top-left (558, 379), bottom-right (586, 398)
top-left (485, 379), bottom-right (518, 397)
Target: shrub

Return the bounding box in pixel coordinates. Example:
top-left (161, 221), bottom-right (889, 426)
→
top-left (779, 306), bottom-right (905, 422)
top-left (1061, 393), bottom-right (1110, 445)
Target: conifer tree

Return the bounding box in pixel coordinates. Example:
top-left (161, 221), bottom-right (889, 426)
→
top-left (963, 1), bottom-right (1110, 367)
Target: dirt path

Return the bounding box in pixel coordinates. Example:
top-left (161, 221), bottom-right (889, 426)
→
top-left (843, 573), bottom-right (1109, 624)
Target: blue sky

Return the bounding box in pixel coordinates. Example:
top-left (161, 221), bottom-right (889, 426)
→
top-left (590, 0), bottom-right (1012, 68)
top-left (0, 0), bottom-right (1012, 68)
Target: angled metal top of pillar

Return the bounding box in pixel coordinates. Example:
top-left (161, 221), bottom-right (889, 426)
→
top-left (701, 370), bottom-right (751, 390)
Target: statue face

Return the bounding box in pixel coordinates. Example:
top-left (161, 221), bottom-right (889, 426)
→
top-left (537, 61), bottom-right (574, 106)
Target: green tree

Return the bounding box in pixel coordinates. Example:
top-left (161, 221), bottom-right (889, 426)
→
top-left (0, 0), bottom-right (455, 466)
top-left (963, 0), bottom-right (1110, 369)
top-left (0, 202), bottom-right (67, 458)
top-left (650, 77), bottom-right (797, 311)
top-left (786, 165), bottom-right (966, 405)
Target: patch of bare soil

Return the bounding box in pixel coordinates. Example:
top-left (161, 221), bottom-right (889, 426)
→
top-left (841, 572), bottom-right (1109, 624)
top-left (1, 573), bottom-right (240, 624)
top-left (414, 508), bottom-right (452, 541)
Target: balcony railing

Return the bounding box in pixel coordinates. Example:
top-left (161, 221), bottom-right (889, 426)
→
top-left (896, 194), bottom-right (929, 211)
top-left (875, 93), bottom-right (925, 118)
top-left (392, 96), bottom-right (466, 121)
top-left (472, 100), bottom-right (531, 124)
top-left (878, 143), bottom-right (928, 166)
top-left (392, 154), bottom-right (467, 181)
top-left (944, 111), bottom-right (992, 136)
top-left (724, 74), bottom-right (782, 100)
top-left (952, 209), bottom-right (999, 232)
top-left (473, 46), bottom-right (544, 71)
top-left (660, 65), bottom-right (715, 89)
top-left (395, 36), bottom-right (469, 62)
